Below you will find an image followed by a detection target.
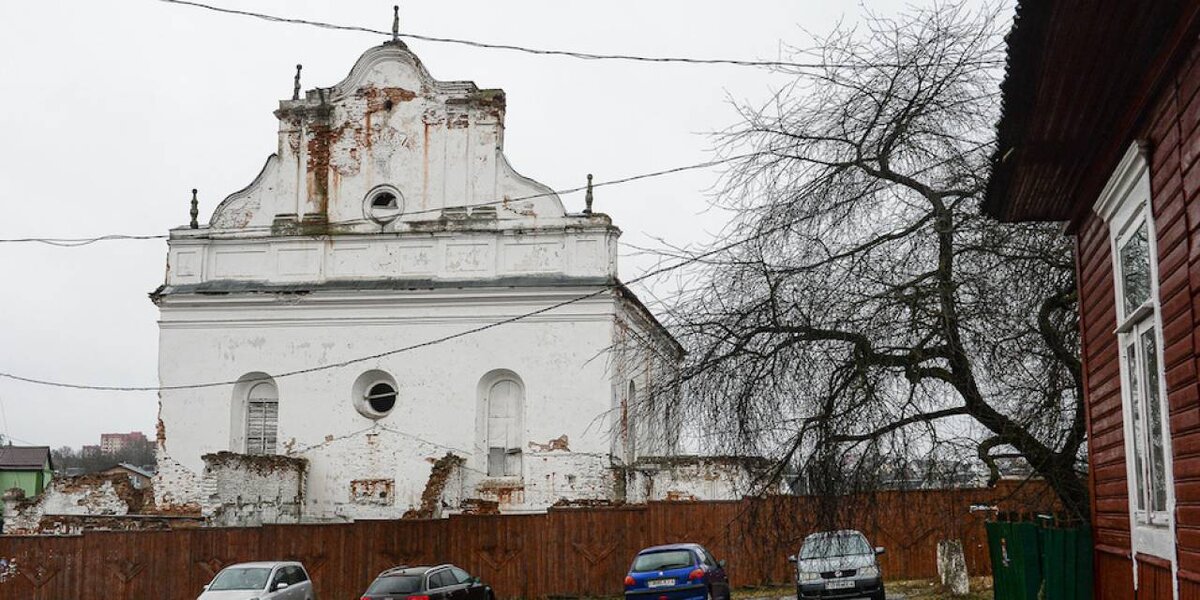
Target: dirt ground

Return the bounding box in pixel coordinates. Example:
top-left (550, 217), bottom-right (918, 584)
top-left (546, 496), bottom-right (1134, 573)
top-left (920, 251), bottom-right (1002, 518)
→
top-left (731, 576), bottom-right (994, 600)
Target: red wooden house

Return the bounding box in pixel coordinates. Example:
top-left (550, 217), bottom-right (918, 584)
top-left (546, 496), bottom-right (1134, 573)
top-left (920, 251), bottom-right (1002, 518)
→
top-left (986, 2), bottom-right (1200, 597)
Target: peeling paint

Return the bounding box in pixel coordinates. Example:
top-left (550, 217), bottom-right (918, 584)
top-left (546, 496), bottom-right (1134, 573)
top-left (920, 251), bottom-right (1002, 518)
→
top-left (350, 478), bottom-right (395, 506)
top-left (403, 453), bottom-right (464, 519)
top-left (528, 435), bottom-right (570, 452)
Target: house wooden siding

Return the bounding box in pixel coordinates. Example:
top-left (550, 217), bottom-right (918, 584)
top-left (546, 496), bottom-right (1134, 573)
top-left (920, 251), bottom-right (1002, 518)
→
top-left (1072, 37), bottom-right (1200, 598)
top-left (985, 0), bottom-right (1200, 593)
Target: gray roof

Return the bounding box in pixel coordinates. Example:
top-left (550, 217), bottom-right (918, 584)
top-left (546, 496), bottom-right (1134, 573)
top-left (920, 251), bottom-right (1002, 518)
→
top-left (0, 446), bottom-right (51, 470)
top-left (113, 463), bottom-right (154, 479)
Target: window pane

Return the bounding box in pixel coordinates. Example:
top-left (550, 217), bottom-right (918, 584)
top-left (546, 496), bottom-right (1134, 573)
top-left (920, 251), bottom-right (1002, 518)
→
top-left (632, 550), bottom-right (694, 572)
top-left (366, 576), bottom-right (422, 594)
top-left (1141, 329), bottom-right (1168, 514)
top-left (210, 567), bottom-right (271, 591)
top-left (1125, 342), bottom-right (1147, 513)
top-left (505, 449), bottom-right (522, 477)
top-left (1120, 221), bottom-right (1152, 315)
top-left (431, 570), bottom-right (456, 589)
top-left (487, 447), bottom-right (506, 476)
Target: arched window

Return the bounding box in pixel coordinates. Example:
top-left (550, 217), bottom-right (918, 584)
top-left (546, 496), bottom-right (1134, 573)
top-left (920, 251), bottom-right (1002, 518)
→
top-left (482, 374), bottom-right (524, 477)
top-left (245, 381), bottom-right (279, 455)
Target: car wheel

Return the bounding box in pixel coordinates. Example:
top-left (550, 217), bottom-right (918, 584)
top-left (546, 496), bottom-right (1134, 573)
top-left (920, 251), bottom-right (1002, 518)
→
top-left (873, 589), bottom-right (885, 600)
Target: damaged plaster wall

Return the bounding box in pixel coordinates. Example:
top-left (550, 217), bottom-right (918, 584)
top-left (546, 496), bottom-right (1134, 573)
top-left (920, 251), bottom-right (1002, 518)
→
top-left (201, 452), bottom-right (306, 527)
top-left (156, 294), bottom-right (625, 520)
top-left (152, 448), bottom-right (201, 514)
top-left (2, 472), bottom-right (149, 535)
top-left (624, 457), bottom-right (778, 503)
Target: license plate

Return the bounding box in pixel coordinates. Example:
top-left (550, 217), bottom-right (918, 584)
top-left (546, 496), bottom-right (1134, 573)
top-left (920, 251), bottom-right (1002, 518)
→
top-left (647, 578), bottom-right (675, 588)
top-left (825, 579), bottom-right (855, 590)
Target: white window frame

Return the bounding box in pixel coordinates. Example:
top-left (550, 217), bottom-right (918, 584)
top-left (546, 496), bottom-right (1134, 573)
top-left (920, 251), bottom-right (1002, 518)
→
top-left (1094, 142), bottom-right (1177, 570)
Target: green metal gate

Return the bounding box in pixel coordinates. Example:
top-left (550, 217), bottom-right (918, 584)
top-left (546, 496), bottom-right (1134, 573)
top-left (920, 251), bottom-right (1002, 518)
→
top-left (986, 518), bottom-right (1092, 600)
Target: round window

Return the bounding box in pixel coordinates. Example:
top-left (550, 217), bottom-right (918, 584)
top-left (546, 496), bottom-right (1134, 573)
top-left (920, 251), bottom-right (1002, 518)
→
top-left (366, 382), bottom-right (397, 414)
top-left (352, 370), bottom-right (399, 420)
top-left (363, 185), bottom-right (404, 224)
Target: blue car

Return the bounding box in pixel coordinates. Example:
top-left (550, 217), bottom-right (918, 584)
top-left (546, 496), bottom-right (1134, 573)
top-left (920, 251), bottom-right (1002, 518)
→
top-left (623, 543), bottom-right (731, 600)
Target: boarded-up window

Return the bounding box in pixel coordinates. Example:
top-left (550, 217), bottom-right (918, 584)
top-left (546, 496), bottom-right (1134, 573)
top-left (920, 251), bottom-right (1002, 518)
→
top-left (246, 382), bottom-right (278, 455)
top-left (486, 379), bottom-right (522, 477)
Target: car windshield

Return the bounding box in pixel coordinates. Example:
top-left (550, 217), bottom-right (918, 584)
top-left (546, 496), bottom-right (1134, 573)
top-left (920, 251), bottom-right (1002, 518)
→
top-left (366, 575), bottom-right (424, 594)
top-left (800, 534), bottom-right (872, 559)
top-left (632, 550), bottom-right (694, 572)
top-left (208, 567), bottom-right (271, 591)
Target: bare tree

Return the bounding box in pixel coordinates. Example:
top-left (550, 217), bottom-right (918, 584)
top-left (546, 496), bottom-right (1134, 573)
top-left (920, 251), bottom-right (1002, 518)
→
top-left (644, 3), bottom-right (1087, 520)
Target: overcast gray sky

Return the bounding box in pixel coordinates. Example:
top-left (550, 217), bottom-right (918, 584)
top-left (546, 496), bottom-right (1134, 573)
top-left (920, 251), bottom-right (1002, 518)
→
top-left (0, 0), bottom-right (997, 449)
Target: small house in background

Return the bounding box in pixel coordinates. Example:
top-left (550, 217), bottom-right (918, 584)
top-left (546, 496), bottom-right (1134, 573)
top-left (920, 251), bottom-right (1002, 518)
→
top-left (0, 446), bottom-right (53, 498)
top-left (98, 463), bottom-right (153, 490)
top-left (986, 1), bottom-right (1200, 597)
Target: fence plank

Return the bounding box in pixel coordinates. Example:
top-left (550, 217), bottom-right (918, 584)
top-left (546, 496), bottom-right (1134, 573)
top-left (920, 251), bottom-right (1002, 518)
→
top-left (0, 482), bottom-right (1049, 599)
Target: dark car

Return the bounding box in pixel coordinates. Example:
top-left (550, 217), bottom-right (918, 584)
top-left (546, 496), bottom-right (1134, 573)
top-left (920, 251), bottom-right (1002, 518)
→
top-left (623, 543), bottom-right (730, 600)
top-left (788, 530), bottom-right (885, 600)
top-left (360, 564), bottom-right (494, 600)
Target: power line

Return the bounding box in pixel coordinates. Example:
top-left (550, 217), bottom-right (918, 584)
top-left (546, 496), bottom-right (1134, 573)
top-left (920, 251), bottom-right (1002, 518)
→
top-left (159, 0), bottom-right (816, 69)
top-left (158, 1), bottom-right (1003, 71)
top-left (0, 206), bottom-right (796, 393)
top-left (0, 154), bottom-right (745, 246)
top-left (0, 234), bottom-right (169, 247)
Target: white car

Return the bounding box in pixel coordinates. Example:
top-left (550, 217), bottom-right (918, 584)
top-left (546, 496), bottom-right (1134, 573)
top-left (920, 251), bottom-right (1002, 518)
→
top-left (197, 561), bottom-right (315, 600)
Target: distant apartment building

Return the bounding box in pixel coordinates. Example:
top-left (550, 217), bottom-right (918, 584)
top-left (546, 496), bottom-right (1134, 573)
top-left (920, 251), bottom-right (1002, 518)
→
top-left (99, 432), bottom-right (147, 455)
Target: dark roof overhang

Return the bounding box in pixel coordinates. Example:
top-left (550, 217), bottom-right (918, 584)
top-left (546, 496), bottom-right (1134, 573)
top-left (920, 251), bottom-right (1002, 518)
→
top-left (984, 0), bottom-right (1200, 226)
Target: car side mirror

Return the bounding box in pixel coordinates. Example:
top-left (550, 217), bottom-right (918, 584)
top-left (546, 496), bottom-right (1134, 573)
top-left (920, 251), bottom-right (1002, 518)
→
top-left (274, 581), bottom-right (290, 591)
top-left (202, 584), bottom-right (209, 591)
top-left (874, 547), bottom-right (885, 555)
top-left (718, 559), bottom-right (726, 568)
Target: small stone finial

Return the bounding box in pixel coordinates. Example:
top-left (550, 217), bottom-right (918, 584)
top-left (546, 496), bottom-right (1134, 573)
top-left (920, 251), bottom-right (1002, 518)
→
top-left (583, 174), bottom-right (594, 214)
top-left (292, 64), bottom-right (302, 101)
top-left (189, 189), bottom-right (199, 229)
top-left (392, 5), bottom-right (400, 42)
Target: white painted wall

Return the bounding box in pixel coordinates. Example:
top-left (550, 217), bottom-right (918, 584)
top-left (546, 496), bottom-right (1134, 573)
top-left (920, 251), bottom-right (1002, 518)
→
top-left (155, 289), bottom-right (650, 517)
top-left (152, 41), bottom-right (683, 520)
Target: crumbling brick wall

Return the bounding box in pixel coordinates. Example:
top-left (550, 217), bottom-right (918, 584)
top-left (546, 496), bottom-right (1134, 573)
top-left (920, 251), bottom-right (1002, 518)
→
top-left (2, 472), bottom-right (150, 535)
top-left (623, 456), bottom-right (778, 503)
top-left (200, 452), bottom-right (307, 527)
top-left (152, 450), bottom-right (201, 514)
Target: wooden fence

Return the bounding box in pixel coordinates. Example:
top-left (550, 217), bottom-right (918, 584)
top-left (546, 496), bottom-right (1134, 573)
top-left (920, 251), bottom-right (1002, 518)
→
top-left (0, 482), bottom-right (1050, 599)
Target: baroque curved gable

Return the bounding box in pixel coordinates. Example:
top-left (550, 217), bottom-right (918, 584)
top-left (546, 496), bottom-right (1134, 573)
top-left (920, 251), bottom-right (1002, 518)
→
top-left (207, 41), bottom-right (568, 236)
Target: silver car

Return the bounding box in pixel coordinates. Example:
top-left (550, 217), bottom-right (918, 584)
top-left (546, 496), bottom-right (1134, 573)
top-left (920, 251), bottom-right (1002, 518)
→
top-left (788, 530), bottom-right (885, 600)
top-left (197, 561), bottom-right (316, 600)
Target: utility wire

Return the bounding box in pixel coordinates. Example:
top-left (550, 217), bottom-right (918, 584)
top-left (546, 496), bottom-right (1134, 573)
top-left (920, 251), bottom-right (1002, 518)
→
top-left (0, 206), bottom-right (796, 393)
top-left (0, 154), bottom-right (745, 246)
top-left (160, 0), bottom-right (814, 69)
top-left (158, 0), bottom-right (1003, 70)
top-left (0, 234), bottom-right (169, 247)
